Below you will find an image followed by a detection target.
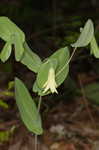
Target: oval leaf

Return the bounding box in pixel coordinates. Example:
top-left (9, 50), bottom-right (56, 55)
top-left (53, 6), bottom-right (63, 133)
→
top-left (0, 42), bottom-right (12, 62)
top-left (21, 42), bottom-right (42, 73)
top-left (90, 35), bottom-right (99, 58)
top-left (33, 59), bottom-right (58, 96)
top-left (71, 19), bottom-right (94, 47)
top-left (0, 16), bottom-right (25, 42)
top-left (15, 78), bottom-right (43, 135)
top-left (14, 36), bottom-right (24, 61)
top-left (37, 58), bottom-right (57, 89)
top-left (0, 17), bottom-right (25, 61)
top-left (50, 47), bottom-right (70, 86)
top-left (33, 47), bottom-right (70, 96)
top-left (33, 80), bottom-right (44, 96)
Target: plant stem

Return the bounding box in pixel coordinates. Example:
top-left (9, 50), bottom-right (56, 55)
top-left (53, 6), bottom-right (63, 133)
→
top-left (34, 96), bottom-right (42, 150)
top-left (66, 47), bottom-right (77, 66)
top-left (56, 47), bottom-right (77, 77)
top-left (34, 134), bottom-right (38, 150)
top-left (38, 96), bottom-right (42, 112)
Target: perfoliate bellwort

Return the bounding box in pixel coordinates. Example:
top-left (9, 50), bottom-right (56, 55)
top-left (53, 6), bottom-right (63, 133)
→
top-left (43, 67), bottom-right (58, 94)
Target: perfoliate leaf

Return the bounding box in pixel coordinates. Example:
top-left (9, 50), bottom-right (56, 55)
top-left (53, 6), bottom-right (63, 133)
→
top-left (0, 16), bottom-right (25, 42)
top-left (90, 35), bottom-right (99, 58)
top-left (15, 78), bottom-right (43, 135)
top-left (0, 17), bottom-right (25, 62)
top-left (50, 47), bottom-right (70, 86)
top-left (21, 42), bottom-right (42, 73)
top-left (33, 81), bottom-right (44, 96)
top-left (14, 36), bottom-right (24, 61)
top-left (37, 58), bottom-right (57, 89)
top-left (33, 59), bottom-right (58, 96)
top-left (33, 47), bottom-right (70, 96)
top-left (71, 19), bottom-right (94, 47)
top-left (33, 81), bottom-right (42, 93)
top-left (0, 42), bottom-right (12, 62)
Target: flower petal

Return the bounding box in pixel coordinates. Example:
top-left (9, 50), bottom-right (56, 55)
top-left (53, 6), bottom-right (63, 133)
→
top-left (43, 67), bottom-right (58, 94)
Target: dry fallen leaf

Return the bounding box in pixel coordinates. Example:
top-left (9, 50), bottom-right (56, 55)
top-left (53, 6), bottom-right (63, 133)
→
top-left (50, 142), bottom-right (76, 150)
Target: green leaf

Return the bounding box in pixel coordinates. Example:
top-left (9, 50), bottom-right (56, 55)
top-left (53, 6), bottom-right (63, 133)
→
top-left (0, 131), bottom-right (10, 142)
top-left (36, 58), bottom-right (57, 90)
top-left (0, 16), bottom-right (25, 42)
top-left (33, 59), bottom-right (58, 96)
top-left (0, 99), bottom-right (9, 109)
top-left (71, 19), bottom-right (94, 47)
top-left (84, 82), bottom-right (99, 105)
top-left (33, 81), bottom-right (44, 96)
top-left (21, 42), bottom-right (42, 73)
top-left (33, 80), bottom-right (51, 96)
top-left (90, 35), bottom-right (99, 58)
top-left (15, 78), bottom-right (43, 135)
top-left (50, 47), bottom-right (70, 86)
top-left (0, 42), bottom-right (12, 62)
top-left (33, 81), bottom-right (40, 93)
top-left (8, 81), bottom-right (14, 90)
top-left (14, 36), bottom-right (25, 61)
top-left (33, 47), bottom-right (70, 96)
top-left (0, 17), bottom-right (25, 62)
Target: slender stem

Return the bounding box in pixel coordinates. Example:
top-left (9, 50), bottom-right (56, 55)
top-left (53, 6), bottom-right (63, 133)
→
top-left (34, 96), bottom-right (42, 150)
top-left (34, 134), bottom-right (38, 150)
top-left (38, 96), bottom-right (42, 112)
top-left (66, 47), bottom-right (77, 66)
top-left (56, 47), bottom-right (77, 77)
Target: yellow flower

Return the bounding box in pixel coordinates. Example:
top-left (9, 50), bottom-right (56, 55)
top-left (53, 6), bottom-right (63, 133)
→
top-left (43, 67), bottom-right (58, 94)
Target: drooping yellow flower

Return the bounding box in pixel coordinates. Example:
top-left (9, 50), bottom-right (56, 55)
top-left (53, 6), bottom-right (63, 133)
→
top-left (43, 67), bottom-right (58, 94)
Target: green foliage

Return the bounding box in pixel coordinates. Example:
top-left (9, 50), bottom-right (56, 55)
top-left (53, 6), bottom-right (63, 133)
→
top-left (71, 19), bottom-right (94, 47)
top-left (50, 47), bottom-right (70, 86)
top-left (0, 17), bottom-right (25, 42)
top-left (0, 83), bottom-right (14, 98)
top-left (8, 81), bottom-right (14, 90)
top-left (0, 99), bottom-right (8, 109)
top-left (84, 82), bottom-right (99, 105)
top-left (0, 131), bottom-right (10, 143)
top-left (21, 42), bottom-right (42, 73)
top-left (0, 81), bottom-right (14, 109)
top-left (14, 35), bottom-right (25, 61)
top-left (0, 16), bottom-right (25, 62)
top-left (0, 126), bottom-right (15, 143)
top-left (90, 35), bottom-right (99, 58)
top-left (0, 42), bottom-right (12, 62)
top-left (33, 47), bottom-right (70, 96)
top-left (0, 82), bottom-right (14, 97)
top-left (36, 58), bottom-right (57, 94)
top-left (15, 78), bottom-right (43, 135)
